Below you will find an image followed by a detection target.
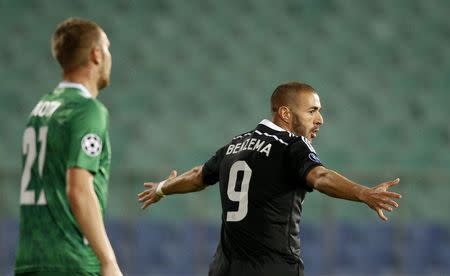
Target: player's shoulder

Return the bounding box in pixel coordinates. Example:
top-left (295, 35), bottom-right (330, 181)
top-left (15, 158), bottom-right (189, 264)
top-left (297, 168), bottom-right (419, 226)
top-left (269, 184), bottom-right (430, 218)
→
top-left (231, 130), bottom-right (253, 141)
top-left (290, 135), bottom-right (317, 153)
top-left (54, 83), bottom-right (108, 113)
top-left (268, 131), bottom-right (316, 153)
top-left (60, 98), bottom-right (108, 129)
top-left (87, 98), bottom-right (107, 114)
top-left (254, 120), bottom-right (298, 146)
top-left (74, 97), bottom-right (108, 116)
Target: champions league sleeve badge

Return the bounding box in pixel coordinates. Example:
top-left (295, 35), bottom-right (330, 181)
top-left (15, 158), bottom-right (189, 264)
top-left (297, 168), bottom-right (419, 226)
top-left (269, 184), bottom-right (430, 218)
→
top-left (308, 152), bottom-right (321, 163)
top-left (81, 133), bottom-right (102, 157)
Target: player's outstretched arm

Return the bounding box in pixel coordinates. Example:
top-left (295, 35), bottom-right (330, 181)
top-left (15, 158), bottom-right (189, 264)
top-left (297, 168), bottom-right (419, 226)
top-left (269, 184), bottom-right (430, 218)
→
top-left (306, 166), bottom-right (402, 221)
top-left (138, 165), bottom-right (206, 210)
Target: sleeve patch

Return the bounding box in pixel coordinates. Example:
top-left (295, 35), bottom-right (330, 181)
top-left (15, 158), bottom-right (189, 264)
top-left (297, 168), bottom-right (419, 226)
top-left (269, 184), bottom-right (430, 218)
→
top-left (308, 152), bottom-right (321, 163)
top-left (81, 133), bottom-right (103, 157)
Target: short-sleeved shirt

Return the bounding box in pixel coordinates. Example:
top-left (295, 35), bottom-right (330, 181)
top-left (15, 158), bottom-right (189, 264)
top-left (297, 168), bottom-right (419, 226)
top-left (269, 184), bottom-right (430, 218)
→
top-left (203, 119), bottom-right (322, 265)
top-left (15, 82), bottom-right (111, 274)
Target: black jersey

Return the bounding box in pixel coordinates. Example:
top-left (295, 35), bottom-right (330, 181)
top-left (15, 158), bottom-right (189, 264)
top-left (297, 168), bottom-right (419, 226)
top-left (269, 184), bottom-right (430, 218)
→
top-left (203, 119), bottom-right (322, 265)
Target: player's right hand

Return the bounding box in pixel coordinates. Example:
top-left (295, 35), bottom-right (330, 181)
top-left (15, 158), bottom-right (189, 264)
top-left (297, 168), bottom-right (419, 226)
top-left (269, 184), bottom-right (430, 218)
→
top-left (101, 261), bottom-right (123, 276)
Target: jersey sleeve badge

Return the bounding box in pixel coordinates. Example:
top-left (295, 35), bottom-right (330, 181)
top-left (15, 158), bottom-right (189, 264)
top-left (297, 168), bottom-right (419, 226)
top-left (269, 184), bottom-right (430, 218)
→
top-left (81, 133), bottom-right (102, 157)
top-left (308, 152), bottom-right (321, 163)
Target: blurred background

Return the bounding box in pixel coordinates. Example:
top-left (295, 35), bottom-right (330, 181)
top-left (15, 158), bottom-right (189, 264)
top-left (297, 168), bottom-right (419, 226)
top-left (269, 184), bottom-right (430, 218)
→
top-left (1, 0), bottom-right (449, 275)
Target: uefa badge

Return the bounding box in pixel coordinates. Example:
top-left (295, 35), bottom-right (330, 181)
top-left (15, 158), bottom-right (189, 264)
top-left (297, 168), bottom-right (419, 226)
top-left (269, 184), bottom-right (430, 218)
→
top-left (81, 133), bottom-right (102, 157)
top-left (308, 153), bottom-right (321, 164)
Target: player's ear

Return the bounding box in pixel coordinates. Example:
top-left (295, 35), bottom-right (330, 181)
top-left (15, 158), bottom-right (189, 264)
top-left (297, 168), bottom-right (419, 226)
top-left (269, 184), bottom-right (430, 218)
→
top-left (90, 46), bottom-right (102, 65)
top-left (279, 106), bottom-right (291, 123)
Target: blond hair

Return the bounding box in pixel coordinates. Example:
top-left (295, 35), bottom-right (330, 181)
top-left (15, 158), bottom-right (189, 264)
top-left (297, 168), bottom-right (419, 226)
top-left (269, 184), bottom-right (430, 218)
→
top-left (51, 17), bottom-right (102, 71)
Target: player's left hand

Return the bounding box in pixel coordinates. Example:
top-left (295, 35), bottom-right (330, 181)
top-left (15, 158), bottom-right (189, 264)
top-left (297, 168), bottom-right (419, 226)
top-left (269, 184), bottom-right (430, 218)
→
top-left (138, 170), bottom-right (177, 210)
top-left (362, 178), bottom-right (402, 221)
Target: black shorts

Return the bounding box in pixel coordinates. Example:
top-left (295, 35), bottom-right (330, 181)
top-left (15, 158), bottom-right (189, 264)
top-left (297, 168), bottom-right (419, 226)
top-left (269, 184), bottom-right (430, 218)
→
top-left (208, 244), bottom-right (304, 276)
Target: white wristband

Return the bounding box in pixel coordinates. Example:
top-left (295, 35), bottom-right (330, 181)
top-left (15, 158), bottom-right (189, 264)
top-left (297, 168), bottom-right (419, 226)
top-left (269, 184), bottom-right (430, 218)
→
top-left (156, 180), bottom-right (166, 197)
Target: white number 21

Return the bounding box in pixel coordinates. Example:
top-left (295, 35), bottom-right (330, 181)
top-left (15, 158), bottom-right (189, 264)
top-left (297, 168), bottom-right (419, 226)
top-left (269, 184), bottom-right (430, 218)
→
top-left (20, 126), bottom-right (48, 205)
top-left (226, 161), bottom-right (252, 222)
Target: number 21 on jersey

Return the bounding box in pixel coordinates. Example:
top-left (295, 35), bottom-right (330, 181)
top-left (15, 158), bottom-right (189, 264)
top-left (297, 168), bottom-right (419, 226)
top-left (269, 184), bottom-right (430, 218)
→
top-left (20, 126), bottom-right (48, 205)
top-left (226, 161), bottom-right (252, 222)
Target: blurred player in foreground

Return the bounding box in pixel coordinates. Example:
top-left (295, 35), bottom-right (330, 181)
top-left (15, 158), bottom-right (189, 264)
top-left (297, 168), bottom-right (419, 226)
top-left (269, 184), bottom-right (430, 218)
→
top-left (138, 82), bottom-right (401, 276)
top-left (15, 17), bottom-right (122, 276)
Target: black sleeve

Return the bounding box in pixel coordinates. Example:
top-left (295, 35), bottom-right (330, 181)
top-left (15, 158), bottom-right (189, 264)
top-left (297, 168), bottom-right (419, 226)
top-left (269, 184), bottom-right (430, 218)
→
top-left (288, 138), bottom-right (323, 192)
top-left (202, 146), bottom-right (226, 185)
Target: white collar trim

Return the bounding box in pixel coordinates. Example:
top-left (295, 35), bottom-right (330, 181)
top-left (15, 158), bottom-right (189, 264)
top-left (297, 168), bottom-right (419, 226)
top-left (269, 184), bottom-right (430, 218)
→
top-left (259, 119), bottom-right (287, 132)
top-left (57, 81), bottom-right (92, 98)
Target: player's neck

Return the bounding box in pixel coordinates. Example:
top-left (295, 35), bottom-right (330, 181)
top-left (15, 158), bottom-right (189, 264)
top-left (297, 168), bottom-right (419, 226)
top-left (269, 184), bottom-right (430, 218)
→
top-left (62, 69), bottom-right (99, 98)
top-left (272, 116), bottom-right (292, 133)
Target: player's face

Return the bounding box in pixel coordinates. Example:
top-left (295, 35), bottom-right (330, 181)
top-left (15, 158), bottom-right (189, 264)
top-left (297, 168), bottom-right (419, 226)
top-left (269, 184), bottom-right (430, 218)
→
top-left (97, 31), bottom-right (111, 90)
top-left (290, 91), bottom-right (323, 141)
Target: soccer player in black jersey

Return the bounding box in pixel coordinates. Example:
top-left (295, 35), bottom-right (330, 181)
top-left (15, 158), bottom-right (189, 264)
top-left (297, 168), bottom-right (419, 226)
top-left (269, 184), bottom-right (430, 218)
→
top-left (138, 82), bottom-right (402, 276)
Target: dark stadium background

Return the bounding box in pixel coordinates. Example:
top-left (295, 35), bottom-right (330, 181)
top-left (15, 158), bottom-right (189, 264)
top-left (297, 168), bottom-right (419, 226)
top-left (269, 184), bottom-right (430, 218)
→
top-left (1, 0), bottom-right (449, 275)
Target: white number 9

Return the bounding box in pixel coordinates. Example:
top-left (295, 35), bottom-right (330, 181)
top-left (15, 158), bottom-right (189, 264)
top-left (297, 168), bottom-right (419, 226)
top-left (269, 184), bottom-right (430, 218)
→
top-left (226, 161), bottom-right (252, 222)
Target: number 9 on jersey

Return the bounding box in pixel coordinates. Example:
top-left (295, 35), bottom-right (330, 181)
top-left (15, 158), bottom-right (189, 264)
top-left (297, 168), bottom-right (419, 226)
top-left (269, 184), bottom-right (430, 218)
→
top-left (226, 161), bottom-right (252, 222)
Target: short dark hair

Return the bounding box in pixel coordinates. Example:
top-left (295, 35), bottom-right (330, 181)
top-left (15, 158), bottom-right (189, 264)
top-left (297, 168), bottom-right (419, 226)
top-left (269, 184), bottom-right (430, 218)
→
top-left (270, 82), bottom-right (316, 113)
top-left (51, 17), bottom-right (102, 71)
